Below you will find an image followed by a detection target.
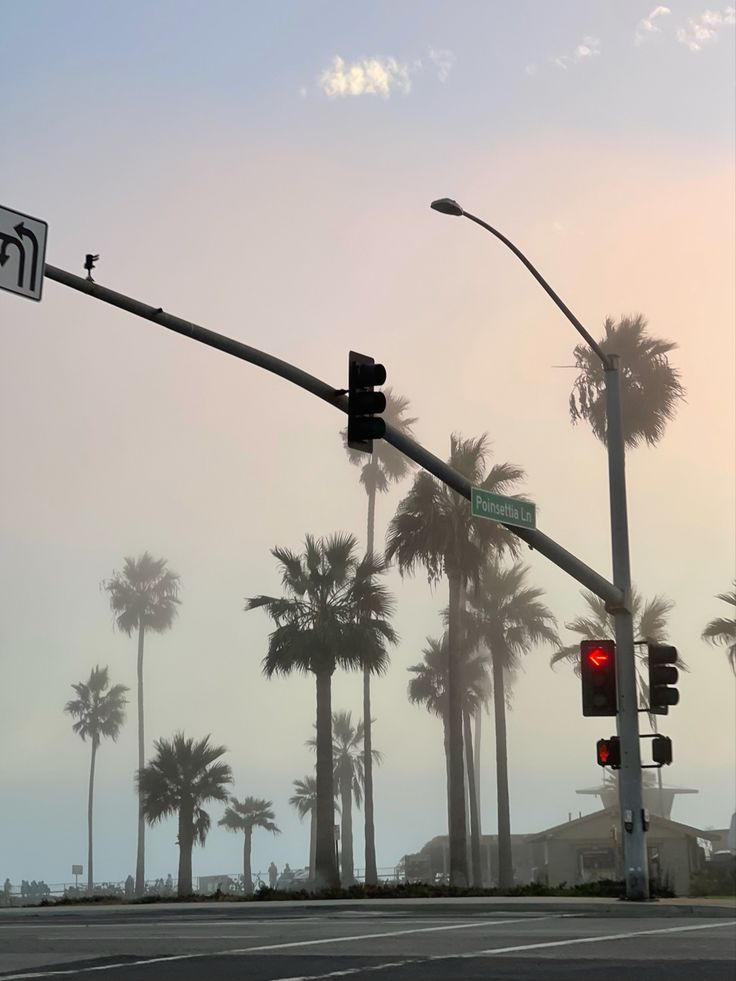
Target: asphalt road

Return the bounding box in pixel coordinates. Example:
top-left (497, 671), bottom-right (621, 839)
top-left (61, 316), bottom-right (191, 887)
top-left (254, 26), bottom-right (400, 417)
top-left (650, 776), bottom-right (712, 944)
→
top-left (1, 900), bottom-right (734, 981)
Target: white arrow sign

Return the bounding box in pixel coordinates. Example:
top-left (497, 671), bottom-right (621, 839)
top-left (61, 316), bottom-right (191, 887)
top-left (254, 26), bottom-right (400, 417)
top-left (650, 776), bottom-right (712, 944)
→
top-left (0, 205), bottom-right (48, 302)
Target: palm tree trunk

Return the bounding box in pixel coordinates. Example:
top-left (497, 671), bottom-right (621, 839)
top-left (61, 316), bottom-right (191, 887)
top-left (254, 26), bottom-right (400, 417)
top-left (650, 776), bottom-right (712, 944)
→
top-left (463, 711), bottom-right (482, 887)
top-left (442, 716), bottom-right (451, 835)
top-left (243, 829), bottom-right (253, 895)
top-left (491, 650), bottom-right (513, 889)
top-left (87, 738), bottom-right (98, 894)
top-left (340, 771), bottom-right (354, 886)
top-left (446, 571), bottom-right (469, 887)
top-left (135, 619), bottom-right (146, 897)
top-left (177, 806), bottom-right (193, 897)
top-left (363, 471), bottom-right (378, 885)
top-left (309, 808), bottom-right (317, 879)
top-left (473, 707), bottom-right (482, 832)
top-left (314, 670), bottom-right (338, 889)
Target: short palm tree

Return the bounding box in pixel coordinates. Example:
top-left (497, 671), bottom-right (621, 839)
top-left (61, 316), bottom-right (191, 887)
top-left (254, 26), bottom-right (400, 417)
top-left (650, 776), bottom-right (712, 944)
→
top-left (342, 389), bottom-right (417, 885)
top-left (309, 711), bottom-right (380, 886)
top-left (290, 776), bottom-right (319, 879)
top-left (219, 797), bottom-right (280, 894)
top-left (65, 666), bottom-right (128, 893)
top-left (387, 433), bottom-right (524, 885)
top-left (702, 584), bottom-right (736, 674)
top-left (466, 558), bottom-right (559, 889)
top-left (569, 314), bottom-right (685, 448)
top-left (137, 733), bottom-right (232, 896)
top-left (246, 533), bottom-right (396, 888)
top-left (102, 552), bottom-right (180, 895)
top-left (551, 587), bottom-right (676, 707)
top-left (407, 633), bottom-right (490, 885)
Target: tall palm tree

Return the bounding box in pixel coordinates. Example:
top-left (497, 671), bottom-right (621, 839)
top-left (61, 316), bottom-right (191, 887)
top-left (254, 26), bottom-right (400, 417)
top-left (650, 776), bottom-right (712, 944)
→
top-left (65, 666), bottom-right (128, 894)
top-left (246, 533), bottom-right (396, 889)
top-left (569, 314), bottom-right (685, 448)
top-left (137, 732), bottom-right (231, 896)
top-left (342, 389), bottom-right (417, 885)
top-left (102, 552), bottom-right (180, 895)
top-left (387, 433), bottom-right (524, 885)
top-left (702, 583), bottom-right (736, 674)
top-left (219, 797), bottom-right (280, 894)
top-left (466, 558), bottom-right (559, 889)
top-left (407, 634), bottom-right (490, 885)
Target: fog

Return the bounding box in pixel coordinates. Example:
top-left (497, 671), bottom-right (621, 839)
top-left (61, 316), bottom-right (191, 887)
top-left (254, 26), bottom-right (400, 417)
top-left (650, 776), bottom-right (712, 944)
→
top-left (0, 1), bottom-right (734, 890)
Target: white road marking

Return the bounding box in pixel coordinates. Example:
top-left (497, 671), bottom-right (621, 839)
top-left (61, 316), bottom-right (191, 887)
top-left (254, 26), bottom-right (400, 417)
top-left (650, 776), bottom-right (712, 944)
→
top-left (0, 915), bottom-right (553, 978)
top-left (257, 919), bottom-right (736, 980)
top-left (474, 918), bottom-right (736, 956)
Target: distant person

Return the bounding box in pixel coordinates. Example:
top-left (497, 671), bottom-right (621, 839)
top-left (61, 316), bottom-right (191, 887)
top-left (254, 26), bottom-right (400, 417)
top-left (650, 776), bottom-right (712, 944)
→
top-left (268, 862), bottom-right (277, 889)
top-left (165, 873), bottom-right (173, 894)
top-left (124, 875), bottom-right (134, 898)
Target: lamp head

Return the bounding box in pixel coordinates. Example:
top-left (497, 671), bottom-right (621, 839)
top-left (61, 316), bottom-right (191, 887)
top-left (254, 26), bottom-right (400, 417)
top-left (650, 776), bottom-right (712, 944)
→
top-left (430, 198), bottom-right (464, 217)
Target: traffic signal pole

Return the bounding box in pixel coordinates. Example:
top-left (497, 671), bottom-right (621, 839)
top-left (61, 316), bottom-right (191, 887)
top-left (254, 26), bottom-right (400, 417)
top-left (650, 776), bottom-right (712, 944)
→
top-left (605, 356), bottom-right (648, 901)
top-left (428, 201), bottom-right (650, 900)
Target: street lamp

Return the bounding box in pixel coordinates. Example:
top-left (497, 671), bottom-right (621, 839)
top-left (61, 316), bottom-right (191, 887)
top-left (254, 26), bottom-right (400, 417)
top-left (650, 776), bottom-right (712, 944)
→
top-left (431, 197), bottom-right (649, 901)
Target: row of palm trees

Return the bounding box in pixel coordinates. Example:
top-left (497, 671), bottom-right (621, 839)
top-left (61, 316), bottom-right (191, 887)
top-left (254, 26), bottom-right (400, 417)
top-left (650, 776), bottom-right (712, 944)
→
top-left (64, 314), bottom-right (734, 895)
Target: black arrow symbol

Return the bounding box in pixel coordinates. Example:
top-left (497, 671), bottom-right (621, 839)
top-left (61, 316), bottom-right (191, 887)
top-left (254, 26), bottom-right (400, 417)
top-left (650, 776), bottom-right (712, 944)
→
top-left (0, 233), bottom-right (26, 289)
top-left (14, 222), bottom-right (39, 293)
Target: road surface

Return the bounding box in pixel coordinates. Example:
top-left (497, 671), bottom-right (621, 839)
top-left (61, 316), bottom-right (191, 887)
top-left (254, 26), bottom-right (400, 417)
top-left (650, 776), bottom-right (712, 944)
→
top-left (1, 899), bottom-right (734, 980)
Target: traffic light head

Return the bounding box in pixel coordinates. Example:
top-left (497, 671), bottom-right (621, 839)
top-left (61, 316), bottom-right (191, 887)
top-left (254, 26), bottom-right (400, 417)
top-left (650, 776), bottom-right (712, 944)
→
top-left (648, 644), bottom-right (679, 714)
top-left (652, 734), bottom-right (673, 766)
top-left (581, 640), bottom-right (617, 716)
top-left (596, 736), bottom-right (621, 768)
top-left (347, 351), bottom-right (387, 453)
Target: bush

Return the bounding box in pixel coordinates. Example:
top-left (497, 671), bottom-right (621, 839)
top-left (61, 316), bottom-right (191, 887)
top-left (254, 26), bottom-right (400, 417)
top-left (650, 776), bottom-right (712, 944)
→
top-left (690, 858), bottom-right (736, 897)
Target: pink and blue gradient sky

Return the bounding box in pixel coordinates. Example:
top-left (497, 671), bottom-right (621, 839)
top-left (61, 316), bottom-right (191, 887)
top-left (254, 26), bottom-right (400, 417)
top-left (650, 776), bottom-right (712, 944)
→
top-left (1, 1), bottom-right (734, 884)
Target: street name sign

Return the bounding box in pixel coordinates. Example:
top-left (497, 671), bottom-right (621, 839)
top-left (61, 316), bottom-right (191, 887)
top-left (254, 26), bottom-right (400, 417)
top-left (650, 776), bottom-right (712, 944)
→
top-left (0, 205), bottom-right (48, 301)
top-left (471, 487), bottom-right (536, 530)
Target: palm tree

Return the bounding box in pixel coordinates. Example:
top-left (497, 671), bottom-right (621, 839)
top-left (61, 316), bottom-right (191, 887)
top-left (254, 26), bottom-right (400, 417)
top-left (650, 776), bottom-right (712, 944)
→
top-left (569, 314), bottom-right (685, 448)
top-left (387, 433), bottom-right (524, 885)
top-left (102, 552), bottom-right (180, 895)
top-left (137, 732), bottom-right (232, 896)
top-left (219, 797), bottom-right (280, 895)
top-left (65, 666), bottom-right (128, 894)
top-left (702, 583), bottom-right (736, 674)
top-left (342, 389), bottom-right (417, 885)
top-left (466, 558), bottom-right (559, 889)
top-left (246, 533), bottom-right (396, 889)
top-left (407, 634), bottom-right (490, 885)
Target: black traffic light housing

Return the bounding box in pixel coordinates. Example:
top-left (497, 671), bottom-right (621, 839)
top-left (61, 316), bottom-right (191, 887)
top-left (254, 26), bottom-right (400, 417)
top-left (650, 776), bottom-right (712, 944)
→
top-left (648, 644), bottom-right (679, 714)
top-left (596, 736), bottom-right (621, 769)
top-left (652, 734), bottom-right (673, 766)
top-left (347, 350), bottom-right (387, 453)
top-left (581, 640), bottom-right (617, 717)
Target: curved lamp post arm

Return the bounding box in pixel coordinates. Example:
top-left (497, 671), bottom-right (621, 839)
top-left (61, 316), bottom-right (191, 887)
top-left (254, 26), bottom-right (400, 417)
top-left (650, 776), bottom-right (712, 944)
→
top-left (431, 199), bottom-right (610, 368)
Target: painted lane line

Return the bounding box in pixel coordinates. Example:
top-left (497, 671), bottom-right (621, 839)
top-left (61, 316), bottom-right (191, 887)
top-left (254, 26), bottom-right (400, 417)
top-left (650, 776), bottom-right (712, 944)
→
top-left (265, 919), bottom-right (736, 981)
top-left (0, 915), bottom-right (557, 979)
top-left (473, 918), bottom-right (736, 956)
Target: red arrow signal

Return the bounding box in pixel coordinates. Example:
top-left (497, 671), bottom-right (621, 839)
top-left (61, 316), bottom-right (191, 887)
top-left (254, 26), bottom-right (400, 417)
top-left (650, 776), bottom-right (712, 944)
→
top-left (588, 649), bottom-right (609, 667)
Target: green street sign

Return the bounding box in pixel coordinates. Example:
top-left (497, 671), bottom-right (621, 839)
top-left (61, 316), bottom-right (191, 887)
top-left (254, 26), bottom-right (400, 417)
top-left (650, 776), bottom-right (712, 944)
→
top-left (471, 487), bottom-right (536, 530)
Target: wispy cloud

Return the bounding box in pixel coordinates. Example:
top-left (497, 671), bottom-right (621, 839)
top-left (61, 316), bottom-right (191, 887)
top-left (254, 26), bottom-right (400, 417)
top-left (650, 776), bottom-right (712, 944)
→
top-left (676, 6), bottom-right (735, 51)
top-left (635, 5), bottom-right (671, 45)
top-left (553, 36), bottom-right (601, 70)
top-left (316, 47), bottom-right (454, 99)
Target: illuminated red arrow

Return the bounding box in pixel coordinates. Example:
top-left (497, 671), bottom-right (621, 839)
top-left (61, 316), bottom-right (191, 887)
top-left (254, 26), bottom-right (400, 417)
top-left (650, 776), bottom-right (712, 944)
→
top-left (588, 649), bottom-right (609, 667)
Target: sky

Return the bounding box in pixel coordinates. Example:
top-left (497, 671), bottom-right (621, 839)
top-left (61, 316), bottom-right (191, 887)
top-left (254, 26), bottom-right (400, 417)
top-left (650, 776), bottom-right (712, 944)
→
top-left (0, 0), bottom-right (734, 888)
